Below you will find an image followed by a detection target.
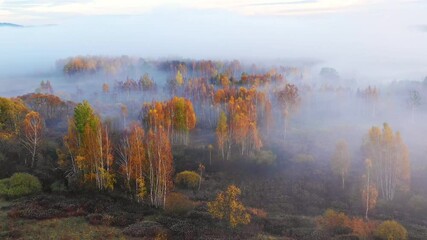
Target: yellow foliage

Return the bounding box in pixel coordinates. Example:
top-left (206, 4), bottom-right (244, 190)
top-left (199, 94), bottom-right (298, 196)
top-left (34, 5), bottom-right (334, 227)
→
top-left (175, 171), bottom-right (200, 189)
top-left (374, 220), bottom-right (407, 240)
top-left (317, 209), bottom-right (350, 232)
top-left (136, 177), bottom-right (147, 200)
top-left (176, 70), bottom-right (184, 86)
top-left (207, 184), bottom-right (251, 228)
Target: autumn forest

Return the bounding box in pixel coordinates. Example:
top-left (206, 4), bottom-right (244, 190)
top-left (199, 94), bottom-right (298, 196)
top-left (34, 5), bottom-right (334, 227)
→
top-left (0, 55), bottom-right (427, 240)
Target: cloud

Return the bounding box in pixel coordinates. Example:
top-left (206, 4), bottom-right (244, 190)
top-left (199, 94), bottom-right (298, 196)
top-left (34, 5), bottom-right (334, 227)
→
top-left (243, 0), bottom-right (318, 6)
top-left (186, 0), bottom-right (387, 16)
top-left (0, 0), bottom-right (415, 23)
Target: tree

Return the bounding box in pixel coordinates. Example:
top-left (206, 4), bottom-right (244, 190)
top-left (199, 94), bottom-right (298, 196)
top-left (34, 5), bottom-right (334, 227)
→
top-left (21, 111), bottom-right (43, 168)
top-left (73, 100), bottom-right (97, 138)
top-left (331, 140), bottom-right (351, 189)
top-left (275, 84), bottom-right (300, 140)
top-left (19, 93), bottom-right (74, 124)
top-left (139, 73), bottom-right (156, 91)
top-left (363, 123), bottom-right (410, 201)
top-left (176, 70), bottom-right (184, 86)
top-left (64, 101), bottom-right (115, 191)
top-left (118, 123), bottom-right (147, 200)
top-left (216, 111), bottom-right (229, 160)
top-left (142, 97), bottom-right (196, 145)
top-left (146, 127), bottom-right (173, 208)
top-left (363, 158), bottom-right (378, 220)
top-left (374, 220), bottom-right (408, 240)
top-left (208, 185), bottom-right (251, 228)
top-left (0, 97), bottom-right (28, 139)
top-left (407, 90), bottom-right (421, 122)
top-left (36, 80), bottom-right (54, 94)
top-left (359, 86), bottom-right (379, 118)
top-left (363, 184), bottom-right (378, 220)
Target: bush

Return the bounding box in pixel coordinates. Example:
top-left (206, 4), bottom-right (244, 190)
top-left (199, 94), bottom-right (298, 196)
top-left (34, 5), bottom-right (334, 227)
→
top-left (165, 192), bottom-right (194, 216)
top-left (374, 220), bottom-right (408, 240)
top-left (316, 209), bottom-right (352, 236)
top-left (0, 173), bottom-right (42, 199)
top-left (348, 217), bottom-right (377, 239)
top-left (175, 171), bottom-right (200, 189)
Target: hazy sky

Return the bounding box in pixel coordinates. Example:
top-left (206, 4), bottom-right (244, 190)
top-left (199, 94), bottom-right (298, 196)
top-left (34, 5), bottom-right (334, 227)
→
top-left (0, 0), bottom-right (426, 81)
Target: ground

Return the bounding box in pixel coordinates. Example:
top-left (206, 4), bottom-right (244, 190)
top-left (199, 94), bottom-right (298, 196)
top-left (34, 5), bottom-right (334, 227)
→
top-left (0, 198), bottom-right (126, 240)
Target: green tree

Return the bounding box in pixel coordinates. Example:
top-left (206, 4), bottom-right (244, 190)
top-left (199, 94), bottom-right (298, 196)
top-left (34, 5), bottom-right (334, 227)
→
top-left (73, 100), bottom-right (97, 137)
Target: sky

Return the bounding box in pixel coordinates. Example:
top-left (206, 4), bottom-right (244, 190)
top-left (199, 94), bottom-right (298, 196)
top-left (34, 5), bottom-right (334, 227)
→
top-left (0, 0), bottom-right (426, 82)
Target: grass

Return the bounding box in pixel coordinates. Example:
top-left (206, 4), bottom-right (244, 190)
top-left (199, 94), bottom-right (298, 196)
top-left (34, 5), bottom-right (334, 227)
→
top-left (0, 198), bottom-right (127, 240)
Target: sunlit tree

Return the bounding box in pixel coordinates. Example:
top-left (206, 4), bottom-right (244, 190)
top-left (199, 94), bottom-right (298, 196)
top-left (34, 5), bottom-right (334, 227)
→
top-left (363, 123), bottom-right (410, 201)
top-left (208, 185), bottom-right (251, 228)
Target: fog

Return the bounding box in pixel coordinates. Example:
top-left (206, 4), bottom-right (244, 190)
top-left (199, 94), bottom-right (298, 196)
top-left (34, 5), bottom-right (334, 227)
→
top-left (1, 2), bottom-right (427, 87)
top-left (1, 1), bottom-right (427, 169)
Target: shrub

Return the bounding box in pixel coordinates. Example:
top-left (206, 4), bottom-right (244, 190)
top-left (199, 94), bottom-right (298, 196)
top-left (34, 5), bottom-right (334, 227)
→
top-left (374, 220), bottom-right (408, 240)
top-left (175, 171), bottom-right (200, 189)
top-left (348, 217), bottom-right (377, 239)
top-left (165, 192), bottom-right (194, 216)
top-left (0, 173), bottom-right (42, 199)
top-left (316, 209), bottom-right (352, 236)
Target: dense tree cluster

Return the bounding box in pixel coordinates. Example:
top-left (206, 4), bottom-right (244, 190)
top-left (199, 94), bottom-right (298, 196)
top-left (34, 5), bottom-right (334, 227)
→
top-left (363, 123), bottom-right (410, 201)
top-left (1, 56), bottom-right (425, 238)
top-left (0, 97), bottom-right (28, 139)
top-left (115, 74), bottom-right (157, 94)
top-left (142, 97), bottom-right (196, 145)
top-left (60, 56), bottom-right (139, 75)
